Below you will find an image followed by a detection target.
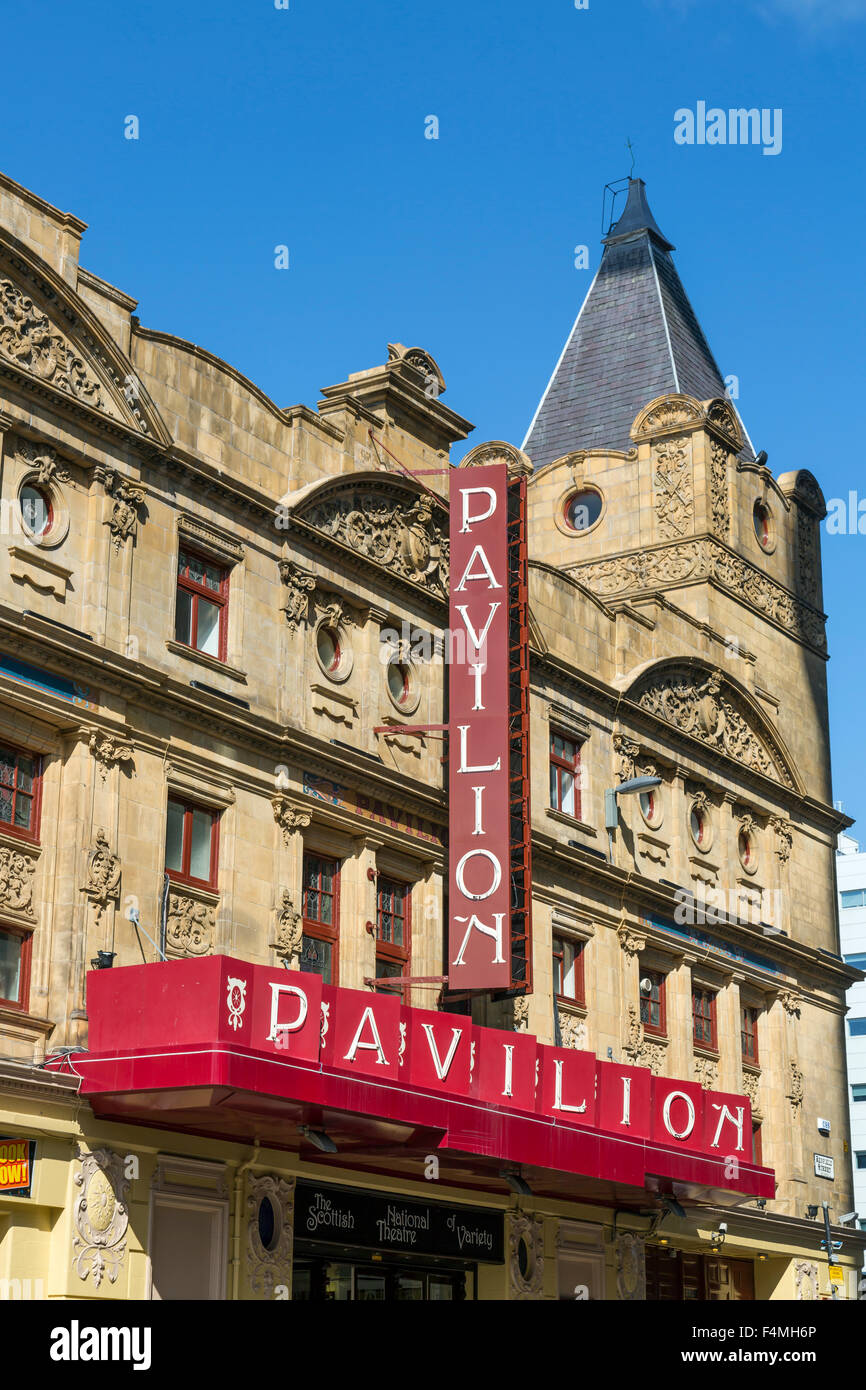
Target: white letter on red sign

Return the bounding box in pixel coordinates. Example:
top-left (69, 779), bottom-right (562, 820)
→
top-left (710, 1103), bottom-right (745, 1152)
top-left (453, 914), bottom-right (505, 964)
top-left (662, 1090), bottom-right (696, 1140)
top-left (455, 849), bottom-right (502, 899)
top-left (460, 486), bottom-right (497, 532)
top-left (455, 546), bottom-right (502, 590)
top-left (457, 726), bottom-right (501, 774)
top-left (422, 1024), bottom-right (464, 1080)
top-left (553, 1059), bottom-right (588, 1114)
top-left (344, 1006), bottom-right (389, 1066)
top-left (502, 1044), bottom-right (514, 1098)
top-left (621, 1075), bottom-right (632, 1127)
top-left (267, 982), bottom-right (308, 1040)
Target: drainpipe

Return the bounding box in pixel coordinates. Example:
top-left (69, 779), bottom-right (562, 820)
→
top-left (230, 1142), bottom-right (260, 1302)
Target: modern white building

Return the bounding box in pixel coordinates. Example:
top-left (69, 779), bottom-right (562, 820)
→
top-left (837, 832), bottom-right (866, 1254)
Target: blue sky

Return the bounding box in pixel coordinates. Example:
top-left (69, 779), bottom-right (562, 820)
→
top-left (4, 0), bottom-right (865, 830)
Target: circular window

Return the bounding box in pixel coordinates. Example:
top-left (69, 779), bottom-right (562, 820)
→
top-left (387, 661), bottom-right (410, 706)
top-left (689, 803), bottom-right (712, 851)
top-left (19, 484), bottom-right (53, 538)
top-left (257, 1196), bottom-right (278, 1253)
top-left (639, 788), bottom-right (663, 829)
top-left (316, 625), bottom-right (341, 674)
top-left (753, 500), bottom-right (774, 552)
top-left (738, 827), bottom-right (758, 874)
top-left (563, 488), bottom-right (603, 533)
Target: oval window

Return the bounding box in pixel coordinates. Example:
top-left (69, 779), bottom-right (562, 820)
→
top-left (387, 661), bottom-right (410, 706)
top-left (738, 828), bottom-right (757, 872)
top-left (564, 488), bottom-right (603, 533)
top-left (690, 804), bottom-right (708, 848)
top-left (316, 626), bottom-right (341, 674)
top-left (20, 485), bottom-right (52, 538)
top-left (639, 789), bottom-right (661, 828)
top-left (753, 500), bottom-right (773, 551)
top-left (257, 1196), bottom-right (278, 1252)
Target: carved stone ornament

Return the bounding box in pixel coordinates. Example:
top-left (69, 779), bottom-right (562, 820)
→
top-left (787, 1059), bottom-right (804, 1111)
top-left (165, 892), bottom-right (215, 958)
top-left (296, 482), bottom-right (449, 597)
top-left (0, 277), bottom-right (104, 408)
top-left (247, 1174), bottom-right (296, 1299)
top-left (314, 590), bottom-right (367, 631)
top-left (623, 1004), bottom-right (665, 1076)
top-left (632, 666), bottom-right (795, 788)
top-left (571, 536), bottom-right (827, 653)
top-left (615, 1232), bottom-right (646, 1301)
top-left (512, 995), bottom-right (530, 1032)
top-left (14, 437), bottom-right (71, 487)
top-left (508, 1213), bottom-right (545, 1300)
top-left (272, 795), bottom-right (311, 845)
top-left (97, 468), bottom-right (146, 551)
top-left (0, 844), bottom-right (36, 917)
top-left (741, 1068), bottom-right (761, 1115)
top-left (613, 735), bottom-right (641, 784)
top-left (704, 397), bottom-right (744, 449)
top-left (653, 438), bottom-right (693, 539)
top-left (616, 923), bottom-right (646, 958)
top-left (772, 816), bottom-right (793, 863)
top-left (81, 828), bottom-right (121, 925)
top-left (387, 342), bottom-right (446, 398)
top-left (693, 1053), bottom-right (719, 1090)
top-left (558, 1011), bottom-right (588, 1050)
top-left (72, 1147), bottom-right (130, 1289)
top-left (631, 394), bottom-right (704, 440)
top-left (88, 730), bottom-right (135, 780)
top-left (797, 510), bottom-right (818, 601)
top-left (278, 560), bottom-right (316, 630)
top-left (779, 990), bottom-right (800, 1018)
top-left (272, 890), bottom-right (302, 962)
top-left (794, 1261), bottom-right (818, 1301)
top-left (709, 439), bottom-right (730, 539)
top-left (460, 439), bottom-right (533, 478)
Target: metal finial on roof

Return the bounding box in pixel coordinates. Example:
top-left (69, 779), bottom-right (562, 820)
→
top-left (603, 178), bottom-right (674, 251)
top-left (627, 138), bottom-right (636, 177)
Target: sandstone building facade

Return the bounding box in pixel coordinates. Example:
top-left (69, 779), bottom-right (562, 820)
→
top-left (0, 170), bottom-right (862, 1301)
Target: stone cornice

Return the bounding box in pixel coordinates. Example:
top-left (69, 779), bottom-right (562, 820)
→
top-left (0, 1059), bottom-right (81, 1104)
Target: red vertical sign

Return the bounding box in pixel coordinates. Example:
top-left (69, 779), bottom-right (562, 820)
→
top-left (448, 464), bottom-right (511, 989)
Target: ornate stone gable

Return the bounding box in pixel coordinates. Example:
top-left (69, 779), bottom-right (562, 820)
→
top-left (293, 481), bottom-right (449, 598)
top-left (570, 535), bottom-right (827, 654)
top-left (629, 665), bottom-right (796, 790)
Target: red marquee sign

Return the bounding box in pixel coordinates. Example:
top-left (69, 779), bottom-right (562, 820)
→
top-left (448, 463), bottom-right (513, 988)
top-left (70, 958), bottom-right (772, 1200)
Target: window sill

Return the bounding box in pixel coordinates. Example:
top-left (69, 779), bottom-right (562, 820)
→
top-left (165, 875), bottom-right (220, 903)
top-left (642, 1030), bottom-right (668, 1045)
top-left (166, 639), bottom-right (247, 684)
top-left (556, 998), bottom-right (587, 1016)
top-left (693, 1044), bottom-right (720, 1061)
top-left (0, 1003), bottom-right (54, 1034)
top-left (0, 824), bottom-right (41, 852)
top-left (742, 1059), bottom-right (762, 1076)
top-left (546, 808), bottom-right (597, 837)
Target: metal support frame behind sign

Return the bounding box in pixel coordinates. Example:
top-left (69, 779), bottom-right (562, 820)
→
top-left (506, 474), bottom-right (532, 993)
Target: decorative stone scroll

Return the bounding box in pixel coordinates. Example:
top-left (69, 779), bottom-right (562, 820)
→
top-left (558, 1011), bottom-right (588, 1050)
top-left (631, 666), bottom-right (795, 789)
top-left (0, 276), bottom-right (104, 409)
top-left (165, 892), bottom-right (215, 958)
top-left (787, 1059), bottom-right (804, 1112)
top-left (623, 1004), bottom-right (666, 1076)
top-left (771, 817), bottom-right (793, 864)
top-left (81, 828), bottom-right (121, 926)
top-left (278, 560), bottom-right (316, 630)
top-left (272, 891), bottom-right (302, 963)
top-left (88, 730), bottom-right (135, 780)
top-left (653, 438), bottom-right (693, 539)
top-left (98, 468), bottom-right (146, 551)
top-left (271, 796), bottom-right (311, 845)
top-left (13, 438), bottom-right (71, 487)
top-left (709, 439), bottom-right (730, 539)
top-left (693, 1053), bottom-right (719, 1090)
top-left (508, 1213), bottom-right (545, 1300)
top-left (0, 844), bottom-right (36, 917)
top-left (296, 482), bottom-right (449, 597)
top-left (615, 1232), bottom-right (646, 1301)
top-left (72, 1147), bottom-right (130, 1289)
top-left (571, 536), bottom-right (827, 653)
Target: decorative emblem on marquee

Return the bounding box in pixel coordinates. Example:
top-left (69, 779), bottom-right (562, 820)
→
top-left (226, 976), bottom-right (248, 1031)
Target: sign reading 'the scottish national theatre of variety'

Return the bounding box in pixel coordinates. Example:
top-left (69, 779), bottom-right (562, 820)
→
top-left (448, 463), bottom-right (512, 989)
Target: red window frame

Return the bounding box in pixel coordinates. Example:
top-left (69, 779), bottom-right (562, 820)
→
top-left (0, 744), bottom-right (42, 842)
top-left (741, 1005), bottom-right (760, 1064)
top-left (375, 876), bottom-right (411, 998)
top-left (175, 548), bottom-right (229, 661)
top-left (692, 986), bottom-right (717, 1051)
top-left (549, 731), bottom-right (581, 818)
top-left (640, 970), bottom-right (667, 1036)
top-left (553, 934), bottom-right (585, 1006)
top-left (20, 484), bottom-right (54, 538)
top-left (302, 854), bottom-right (341, 985)
top-left (164, 798), bottom-right (220, 890)
top-left (752, 1123), bottom-right (763, 1166)
top-left (0, 926), bottom-right (33, 1012)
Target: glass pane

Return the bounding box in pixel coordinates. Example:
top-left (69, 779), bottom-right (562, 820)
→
top-left (305, 889), bottom-right (319, 920)
top-left (0, 749), bottom-right (15, 786)
top-left (549, 764), bottom-right (558, 809)
top-left (388, 663), bottom-right (408, 703)
top-left (175, 587), bottom-right (193, 644)
top-left (0, 933), bottom-right (22, 1002)
top-left (201, 560), bottom-right (223, 592)
top-left (20, 485), bottom-right (51, 536)
top-left (196, 598), bottom-right (221, 656)
top-left (317, 627), bottom-right (338, 671)
top-left (323, 1264), bottom-right (352, 1301)
top-left (189, 809), bottom-right (213, 881)
top-left (376, 959), bottom-right (401, 979)
top-left (16, 757), bottom-right (34, 794)
top-left (391, 914), bottom-right (403, 948)
top-left (429, 1277), bottom-right (455, 1300)
top-left (395, 1274), bottom-right (424, 1300)
top-left (13, 792), bottom-right (32, 829)
top-left (301, 935), bottom-right (332, 983)
top-left (562, 940), bottom-right (575, 998)
top-left (355, 1271), bottom-right (386, 1301)
top-left (379, 910), bottom-right (392, 942)
top-left (0, 787), bottom-right (12, 824)
top-left (561, 770), bottom-right (575, 817)
top-left (164, 800), bottom-right (185, 872)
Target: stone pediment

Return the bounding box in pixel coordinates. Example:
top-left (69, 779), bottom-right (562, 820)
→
top-left (0, 232), bottom-right (168, 442)
top-left (627, 661), bottom-right (799, 791)
top-left (291, 474), bottom-right (450, 598)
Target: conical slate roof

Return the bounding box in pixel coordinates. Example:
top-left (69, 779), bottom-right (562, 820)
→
top-left (523, 179), bottom-right (753, 467)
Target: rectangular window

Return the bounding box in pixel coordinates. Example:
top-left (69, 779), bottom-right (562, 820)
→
top-left (302, 854), bottom-right (340, 985)
top-left (0, 928), bottom-right (31, 1010)
top-left (639, 970), bottom-right (666, 1036)
top-left (848, 1018), bottom-right (866, 1037)
top-left (856, 1153), bottom-right (866, 1170)
top-left (693, 987), bottom-right (717, 1050)
top-left (841, 889), bottom-right (866, 908)
top-left (853, 1084), bottom-right (866, 1103)
top-left (844, 953), bottom-right (866, 970)
top-left (553, 935), bottom-right (585, 1005)
top-left (175, 549), bottom-right (228, 660)
top-left (375, 878), bottom-right (410, 998)
top-left (741, 1005), bottom-right (759, 1064)
top-left (549, 731), bottom-right (581, 818)
top-left (165, 798), bottom-right (218, 889)
top-left (752, 1123), bottom-right (763, 1166)
top-left (0, 745), bottom-right (40, 840)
